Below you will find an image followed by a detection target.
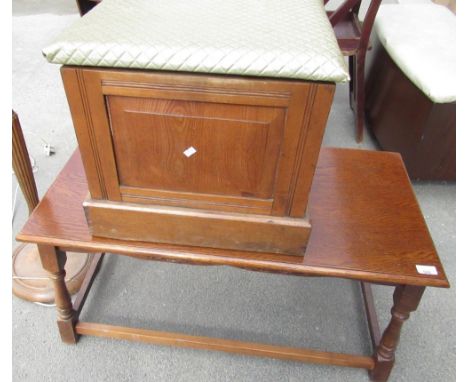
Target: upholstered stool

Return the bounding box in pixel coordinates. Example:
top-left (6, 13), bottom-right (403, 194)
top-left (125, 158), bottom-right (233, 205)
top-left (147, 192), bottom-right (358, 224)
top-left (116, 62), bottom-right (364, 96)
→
top-left (43, 0), bottom-right (348, 255)
top-left (365, 4), bottom-right (455, 180)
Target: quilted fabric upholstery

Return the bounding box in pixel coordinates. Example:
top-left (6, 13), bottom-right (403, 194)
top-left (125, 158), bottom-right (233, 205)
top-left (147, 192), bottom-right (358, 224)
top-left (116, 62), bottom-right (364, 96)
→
top-left (42, 0), bottom-right (349, 82)
top-left (375, 4), bottom-right (455, 103)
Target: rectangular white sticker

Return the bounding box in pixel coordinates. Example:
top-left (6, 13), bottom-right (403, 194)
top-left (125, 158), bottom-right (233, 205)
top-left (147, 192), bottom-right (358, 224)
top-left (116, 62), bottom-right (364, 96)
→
top-left (416, 265), bottom-right (438, 276)
top-left (183, 146), bottom-right (197, 158)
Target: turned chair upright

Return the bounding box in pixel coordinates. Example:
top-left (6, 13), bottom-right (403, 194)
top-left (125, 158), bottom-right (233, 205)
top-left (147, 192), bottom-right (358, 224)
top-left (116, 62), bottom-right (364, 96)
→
top-left (325, 0), bottom-right (382, 142)
top-left (75, 0), bottom-right (101, 16)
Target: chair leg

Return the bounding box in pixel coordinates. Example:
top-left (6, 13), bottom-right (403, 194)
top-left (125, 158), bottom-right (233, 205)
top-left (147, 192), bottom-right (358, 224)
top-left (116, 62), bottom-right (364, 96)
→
top-left (348, 55), bottom-right (355, 111)
top-left (354, 53), bottom-right (366, 143)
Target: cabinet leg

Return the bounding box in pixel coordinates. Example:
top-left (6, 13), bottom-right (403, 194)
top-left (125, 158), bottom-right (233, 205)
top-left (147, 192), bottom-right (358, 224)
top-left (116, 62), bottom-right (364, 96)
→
top-left (369, 285), bottom-right (425, 382)
top-left (37, 244), bottom-right (77, 344)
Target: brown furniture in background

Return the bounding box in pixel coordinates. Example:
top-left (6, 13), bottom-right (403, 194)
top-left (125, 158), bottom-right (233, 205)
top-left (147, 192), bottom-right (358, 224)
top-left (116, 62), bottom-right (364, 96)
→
top-left (61, 67), bottom-right (335, 255)
top-left (366, 44), bottom-right (456, 181)
top-left (12, 111), bottom-right (93, 303)
top-left (17, 148), bottom-right (449, 382)
top-left (325, 0), bottom-right (382, 142)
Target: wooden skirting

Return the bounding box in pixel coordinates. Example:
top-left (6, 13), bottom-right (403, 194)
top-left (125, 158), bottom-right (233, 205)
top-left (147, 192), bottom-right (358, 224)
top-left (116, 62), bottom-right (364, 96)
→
top-left (84, 197), bottom-right (311, 256)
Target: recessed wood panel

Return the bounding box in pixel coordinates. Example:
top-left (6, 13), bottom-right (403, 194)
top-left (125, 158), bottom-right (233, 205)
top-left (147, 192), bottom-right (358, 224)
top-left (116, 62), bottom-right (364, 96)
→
top-left (107, 96), bottom-right (284, 199)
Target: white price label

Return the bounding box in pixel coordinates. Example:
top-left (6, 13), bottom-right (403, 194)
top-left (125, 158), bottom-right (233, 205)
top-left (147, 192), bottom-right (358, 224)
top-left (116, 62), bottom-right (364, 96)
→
top-left (416, 265), bottom-right (438, 276)
top-left (183, 146), bottom-right (197, 158)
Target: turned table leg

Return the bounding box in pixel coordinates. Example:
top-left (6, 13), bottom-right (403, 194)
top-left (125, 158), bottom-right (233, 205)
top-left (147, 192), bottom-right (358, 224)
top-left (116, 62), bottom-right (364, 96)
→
top-left (37, 244), bottom-right (77, 344)
top-left (370, 285), bottom-right (425, 382)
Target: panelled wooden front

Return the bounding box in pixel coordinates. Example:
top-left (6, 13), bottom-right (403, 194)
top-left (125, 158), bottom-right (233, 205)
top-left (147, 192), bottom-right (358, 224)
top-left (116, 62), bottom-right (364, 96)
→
top-left (59, 67), bottom-right (338, 253)
top-left (107, 96), bottom-right (284, 212)
top-left (62, 67), bottom-right (335, 218)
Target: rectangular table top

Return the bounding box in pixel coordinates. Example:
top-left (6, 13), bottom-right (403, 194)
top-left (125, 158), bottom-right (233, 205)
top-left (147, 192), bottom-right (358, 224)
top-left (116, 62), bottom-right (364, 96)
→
top-left (17, 148), bottom-right (449, 288)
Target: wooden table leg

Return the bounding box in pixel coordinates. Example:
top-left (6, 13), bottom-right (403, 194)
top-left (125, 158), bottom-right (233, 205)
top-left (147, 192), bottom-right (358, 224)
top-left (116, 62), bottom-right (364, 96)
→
top-left (369, 285), bottom-right (425, 382)
top-left (37, 244), bottom-right (77, 344)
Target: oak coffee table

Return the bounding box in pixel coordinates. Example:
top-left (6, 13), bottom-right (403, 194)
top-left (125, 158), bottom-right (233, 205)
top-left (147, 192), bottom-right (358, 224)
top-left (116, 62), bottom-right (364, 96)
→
top-left (17, 147), bottom-right (449, 382)
top-left (30, 1), bottom-right (449, 380)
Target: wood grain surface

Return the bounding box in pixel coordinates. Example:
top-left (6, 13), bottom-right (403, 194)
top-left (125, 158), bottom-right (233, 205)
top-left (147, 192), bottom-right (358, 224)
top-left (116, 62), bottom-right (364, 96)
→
top-left (16, 148), bottom-right (449, 288)
top-left (84, 197), bottom-right (311, 256)
top-left (107, 96), bottom-right (283, 199)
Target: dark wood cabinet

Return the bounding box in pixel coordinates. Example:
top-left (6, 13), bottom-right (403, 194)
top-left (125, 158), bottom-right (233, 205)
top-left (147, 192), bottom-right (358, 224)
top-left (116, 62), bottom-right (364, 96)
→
top-left (366, 45), bottom-right (455, 181)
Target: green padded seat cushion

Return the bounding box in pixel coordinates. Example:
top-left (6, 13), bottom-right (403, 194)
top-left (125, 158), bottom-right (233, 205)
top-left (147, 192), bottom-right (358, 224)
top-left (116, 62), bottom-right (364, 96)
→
top-left (42, 0), bottom-right (349, 83)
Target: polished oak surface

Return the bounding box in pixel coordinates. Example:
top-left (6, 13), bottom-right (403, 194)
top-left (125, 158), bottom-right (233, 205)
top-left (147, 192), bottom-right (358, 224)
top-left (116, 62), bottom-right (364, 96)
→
top-left (17, 148), bottom-right (449, 288)
top-left (108, 96), bottom-right (284, 199)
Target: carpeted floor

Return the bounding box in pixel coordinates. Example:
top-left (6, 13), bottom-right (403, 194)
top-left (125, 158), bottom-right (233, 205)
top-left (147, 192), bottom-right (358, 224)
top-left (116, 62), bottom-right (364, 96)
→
top-left (12, 3), bottom-right (455, 382)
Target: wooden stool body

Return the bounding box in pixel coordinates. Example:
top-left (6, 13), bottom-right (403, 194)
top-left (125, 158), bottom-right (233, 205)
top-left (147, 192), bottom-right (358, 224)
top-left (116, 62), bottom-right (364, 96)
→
top-left (62, 67), bottom-right (335, 255)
